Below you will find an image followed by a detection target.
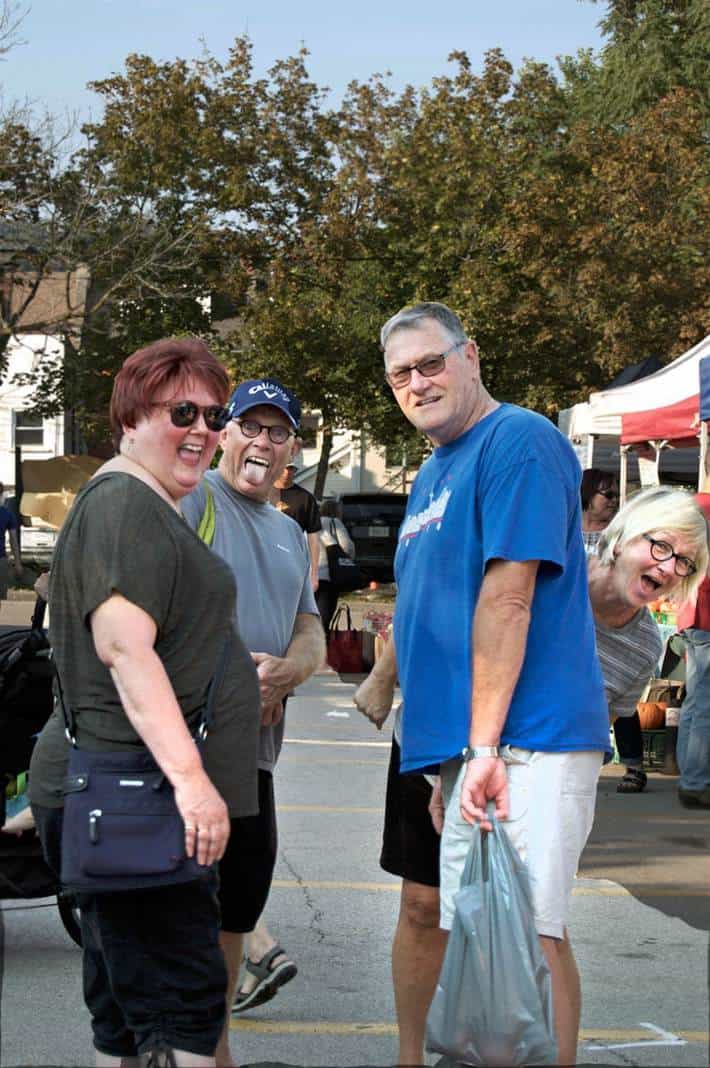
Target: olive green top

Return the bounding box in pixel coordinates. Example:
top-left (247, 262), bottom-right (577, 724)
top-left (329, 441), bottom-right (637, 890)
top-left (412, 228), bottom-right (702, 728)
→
top-left (29, 473), bottom-right (260, 816)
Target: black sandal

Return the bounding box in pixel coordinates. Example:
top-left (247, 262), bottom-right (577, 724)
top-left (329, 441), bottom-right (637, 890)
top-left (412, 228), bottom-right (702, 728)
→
top-left (617, 768), bottom-right (647, 793)
top-left (231, 944), bottom-right (298, 1014)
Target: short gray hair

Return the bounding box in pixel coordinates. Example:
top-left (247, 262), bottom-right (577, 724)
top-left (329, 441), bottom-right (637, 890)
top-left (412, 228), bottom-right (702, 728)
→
top-left (598, 486), bottom-right (709, 603)
top-left (380, 302), bottom-right (468, 353)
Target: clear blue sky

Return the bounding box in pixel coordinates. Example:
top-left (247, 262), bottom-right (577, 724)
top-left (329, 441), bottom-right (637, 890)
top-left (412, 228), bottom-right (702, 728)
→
top-left (6, 0), bottom-right (606, 122)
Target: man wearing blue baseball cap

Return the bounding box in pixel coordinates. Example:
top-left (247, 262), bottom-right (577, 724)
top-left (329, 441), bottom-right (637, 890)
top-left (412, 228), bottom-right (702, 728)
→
top-left (182, 377), bottom-right (325, 1065)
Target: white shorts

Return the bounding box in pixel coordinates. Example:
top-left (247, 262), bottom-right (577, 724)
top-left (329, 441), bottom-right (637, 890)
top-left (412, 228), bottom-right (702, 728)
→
top-left (439, 747), bottom-right (603, 939)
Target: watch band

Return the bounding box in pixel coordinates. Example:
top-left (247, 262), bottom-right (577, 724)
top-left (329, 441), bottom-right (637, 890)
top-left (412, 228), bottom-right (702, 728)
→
top-left (461, 745), bottom-right (500, 761)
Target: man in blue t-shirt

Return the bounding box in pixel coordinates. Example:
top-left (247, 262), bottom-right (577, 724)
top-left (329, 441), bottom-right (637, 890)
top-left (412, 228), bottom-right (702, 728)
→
top-left (0, 483), bottom-right (23, 600)
top-left (373, 302), bottom-right (609, 1066)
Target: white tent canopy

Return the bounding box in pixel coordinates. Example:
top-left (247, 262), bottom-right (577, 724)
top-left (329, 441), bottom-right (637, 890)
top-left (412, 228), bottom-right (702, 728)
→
top-left (564, 334), bottom-right (710, 439)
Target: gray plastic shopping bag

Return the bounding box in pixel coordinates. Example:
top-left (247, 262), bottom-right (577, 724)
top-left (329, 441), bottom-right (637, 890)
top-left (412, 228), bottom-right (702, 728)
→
top-left (426, 812), bottom-right (557, 1066)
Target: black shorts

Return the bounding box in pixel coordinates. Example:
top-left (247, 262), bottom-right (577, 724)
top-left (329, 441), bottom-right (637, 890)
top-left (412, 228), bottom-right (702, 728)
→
top-left (79, 874), bottom-right (226, 1058)
top-left (380, 738), bottom-right (441, 888)
top-left (218, 768), bottom-right (278, 932)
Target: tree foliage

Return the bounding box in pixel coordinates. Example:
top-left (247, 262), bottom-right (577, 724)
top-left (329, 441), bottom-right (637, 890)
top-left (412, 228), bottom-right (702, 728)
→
top-left (1, 1), bottom-right (707, 463)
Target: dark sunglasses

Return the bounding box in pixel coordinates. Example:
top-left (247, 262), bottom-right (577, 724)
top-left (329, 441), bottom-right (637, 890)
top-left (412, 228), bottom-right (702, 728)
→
top-left (385, 341), bottom-right (464, 390)
top-left (151, 401), bottom-right (230, 432)
top-left (597, 488), bottom-right (619, 501)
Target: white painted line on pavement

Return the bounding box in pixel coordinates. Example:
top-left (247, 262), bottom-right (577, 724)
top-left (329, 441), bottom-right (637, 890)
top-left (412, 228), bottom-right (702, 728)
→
top-left (586, 1021), bottom-right (687, 1050)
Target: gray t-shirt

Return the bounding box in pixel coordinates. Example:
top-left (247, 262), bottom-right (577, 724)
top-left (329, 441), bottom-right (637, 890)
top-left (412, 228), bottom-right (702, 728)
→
top-left (595, 607), bottom-right (662, 720)
top-left (182, 470), bottom-right (318, 772)
top-left (29, 473), bottom-right (261, 816)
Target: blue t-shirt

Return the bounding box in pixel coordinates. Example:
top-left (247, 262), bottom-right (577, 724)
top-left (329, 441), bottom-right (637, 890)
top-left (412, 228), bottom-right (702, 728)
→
top-left (394, 404), bottom-right (609, 773)
top-left (0, 505), bottom-right (18, 560)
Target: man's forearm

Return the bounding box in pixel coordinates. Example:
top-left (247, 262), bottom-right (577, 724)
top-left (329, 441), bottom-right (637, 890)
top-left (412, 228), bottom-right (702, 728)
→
top-left (284, 612), bottom-right (326, 687)
top-left (369, 631), bottom-right (398, 687)
top-left (307, 531), bottom-right (320, 579)
top-left (468, 560), bottom-right (537, 747)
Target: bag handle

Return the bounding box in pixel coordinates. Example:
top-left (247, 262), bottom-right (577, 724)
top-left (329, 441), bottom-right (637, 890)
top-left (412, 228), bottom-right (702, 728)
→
top-left (57, 632), bottom-right (232, 747)
top-left (329, 603), bottom-right (353, 634)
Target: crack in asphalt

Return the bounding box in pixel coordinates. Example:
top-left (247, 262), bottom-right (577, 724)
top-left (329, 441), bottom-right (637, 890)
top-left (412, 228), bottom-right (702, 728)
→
top-left (279, 850), bottom-right (327, 944)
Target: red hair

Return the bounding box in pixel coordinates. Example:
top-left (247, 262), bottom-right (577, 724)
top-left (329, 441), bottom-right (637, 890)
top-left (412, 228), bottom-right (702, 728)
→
top-left (109, 338), bottom-right (230, 451)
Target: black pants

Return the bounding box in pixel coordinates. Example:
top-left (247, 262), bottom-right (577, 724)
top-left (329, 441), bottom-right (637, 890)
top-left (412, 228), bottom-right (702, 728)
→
top-left (614, 712), bottom-right (643, 767)
top-left (315, 581), bottom-right (339, 634)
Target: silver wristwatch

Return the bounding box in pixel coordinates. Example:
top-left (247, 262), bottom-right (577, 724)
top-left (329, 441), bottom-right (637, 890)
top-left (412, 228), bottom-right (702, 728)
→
top-left (461, 745), bottom-right (500, 761)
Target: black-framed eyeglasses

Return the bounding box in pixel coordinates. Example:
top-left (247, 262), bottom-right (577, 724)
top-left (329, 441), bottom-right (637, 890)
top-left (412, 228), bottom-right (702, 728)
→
top-left (597, 488), bottom-right (619, 501)
top-left (234, 418), bottom-right (295, 445)
top-left (643, 534), bottom-right (697, 577)
top-left (385, 341), bottom-right (465, 390)
top-left (151, 401), bottom-right (230, 432)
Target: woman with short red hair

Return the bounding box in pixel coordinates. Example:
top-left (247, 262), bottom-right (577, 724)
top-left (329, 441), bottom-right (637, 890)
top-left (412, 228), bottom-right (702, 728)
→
top-left (30, 338), bottom-right (261, 1066)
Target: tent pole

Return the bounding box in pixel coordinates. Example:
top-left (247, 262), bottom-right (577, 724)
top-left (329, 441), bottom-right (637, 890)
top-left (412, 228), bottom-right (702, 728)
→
top-left (586, 435), bottom-right (595, 468)
top-left (699, 423), bottom-right (708, 492)
top-left (620, 446), bottom-right (629, 506)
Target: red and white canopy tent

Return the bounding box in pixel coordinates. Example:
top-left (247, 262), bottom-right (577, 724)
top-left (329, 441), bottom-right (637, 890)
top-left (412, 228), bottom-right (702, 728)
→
top-left (618, 336), bottom-right (710, 500)
top-left (562, 335), bottom-right (710, 501)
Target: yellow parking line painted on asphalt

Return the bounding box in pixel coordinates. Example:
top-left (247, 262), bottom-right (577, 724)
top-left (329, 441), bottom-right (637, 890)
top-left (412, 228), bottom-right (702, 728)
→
top-left (269, 878), bottom-right (706, 897)
top-left (278, 804), bottom-right (384, 813)
top-left (231, 1020), bottom-right (709, 1041)
top-left (284, 737), bottom-right (391, 747)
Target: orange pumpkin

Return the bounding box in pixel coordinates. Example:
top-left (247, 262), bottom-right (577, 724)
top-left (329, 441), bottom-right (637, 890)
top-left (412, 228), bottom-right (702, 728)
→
top-left (637, 701), bottom-right (667, 730)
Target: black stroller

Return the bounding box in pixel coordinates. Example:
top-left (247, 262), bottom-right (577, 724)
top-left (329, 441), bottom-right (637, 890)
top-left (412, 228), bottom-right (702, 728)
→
top-left (0, 598), bottom-right (81, 946)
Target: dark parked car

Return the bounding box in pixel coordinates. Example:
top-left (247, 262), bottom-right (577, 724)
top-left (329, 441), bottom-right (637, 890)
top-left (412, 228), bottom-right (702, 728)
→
top-left (335, 493), bottom-right (408, 583)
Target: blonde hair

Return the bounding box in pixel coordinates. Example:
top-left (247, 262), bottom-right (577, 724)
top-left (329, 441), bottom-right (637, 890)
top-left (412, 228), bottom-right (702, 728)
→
top-left (598, 486), bottom-right (709, 603)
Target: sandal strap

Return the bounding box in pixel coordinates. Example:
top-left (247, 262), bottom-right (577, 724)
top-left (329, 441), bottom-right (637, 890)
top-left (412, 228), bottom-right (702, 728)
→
top-left (244, 944), bottom-right (286, 981)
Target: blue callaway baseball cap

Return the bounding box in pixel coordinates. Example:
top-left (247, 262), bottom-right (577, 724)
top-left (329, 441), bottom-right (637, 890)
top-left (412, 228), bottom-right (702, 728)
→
top-left (227, 378), bottom-right (301, 429)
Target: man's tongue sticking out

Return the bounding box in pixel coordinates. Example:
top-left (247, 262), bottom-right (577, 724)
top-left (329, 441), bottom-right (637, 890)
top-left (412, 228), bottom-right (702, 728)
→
top-left (243, 456), bottom-right (269, 487)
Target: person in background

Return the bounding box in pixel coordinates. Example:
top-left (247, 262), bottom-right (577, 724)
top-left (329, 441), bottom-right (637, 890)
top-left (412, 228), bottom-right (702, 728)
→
top-left (315, 499), bottom-right (356, 633)
top-left (676, 493), bottom-right (710, 809)
top-left (581, 468), bottom-right (647, 792)
top-left (580, 468), bottom-right (619, 555)
top-left (354, 638), bottom-right (445, 1068)
top-left (0, 482), bottom-right (24, 600)
top-left (273, 459), bottom-right (321, 591)
top-left (28, 338), bottom-right (262, 1067)
top-left (588, 487), bottom-right (708, 795)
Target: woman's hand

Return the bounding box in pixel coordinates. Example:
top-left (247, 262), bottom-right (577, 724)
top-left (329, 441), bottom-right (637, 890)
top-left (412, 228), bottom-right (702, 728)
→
top-left (173, 771), bottom-right (230, 866)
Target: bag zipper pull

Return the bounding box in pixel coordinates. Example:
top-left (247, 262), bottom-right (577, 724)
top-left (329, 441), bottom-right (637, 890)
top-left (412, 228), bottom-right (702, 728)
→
top-left (89, 809), bottom-right (102, 844)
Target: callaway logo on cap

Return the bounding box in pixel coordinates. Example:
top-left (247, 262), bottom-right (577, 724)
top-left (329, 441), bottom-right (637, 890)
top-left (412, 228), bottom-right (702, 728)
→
top-left (227, 378), bottom-right (301, 428)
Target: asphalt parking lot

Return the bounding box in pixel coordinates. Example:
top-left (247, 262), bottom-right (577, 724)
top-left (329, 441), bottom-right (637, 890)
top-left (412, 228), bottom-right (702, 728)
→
top-left (1, 664), bottom-right (708, 1067)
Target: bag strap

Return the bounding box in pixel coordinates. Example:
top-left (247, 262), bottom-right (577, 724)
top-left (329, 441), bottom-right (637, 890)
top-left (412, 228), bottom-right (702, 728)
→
top-left (196, 483), bottom-right (216, 547)
top-left (57, 631), bottom-right (232, 747)
top-left (329, 603), bottom-right (353, 633)
top-left (30, 595), bottom-right (47, 631)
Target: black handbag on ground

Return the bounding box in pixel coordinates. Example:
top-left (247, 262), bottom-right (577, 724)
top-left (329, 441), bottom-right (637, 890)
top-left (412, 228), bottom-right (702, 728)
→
top-left (58, 639), bottom-right (230, 893)
top-left (325, 520), bottom-right (367, 592)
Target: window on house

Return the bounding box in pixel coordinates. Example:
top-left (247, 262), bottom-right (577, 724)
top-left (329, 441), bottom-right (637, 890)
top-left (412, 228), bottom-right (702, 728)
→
top-left (13, 409), bottom-right (44, 447)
